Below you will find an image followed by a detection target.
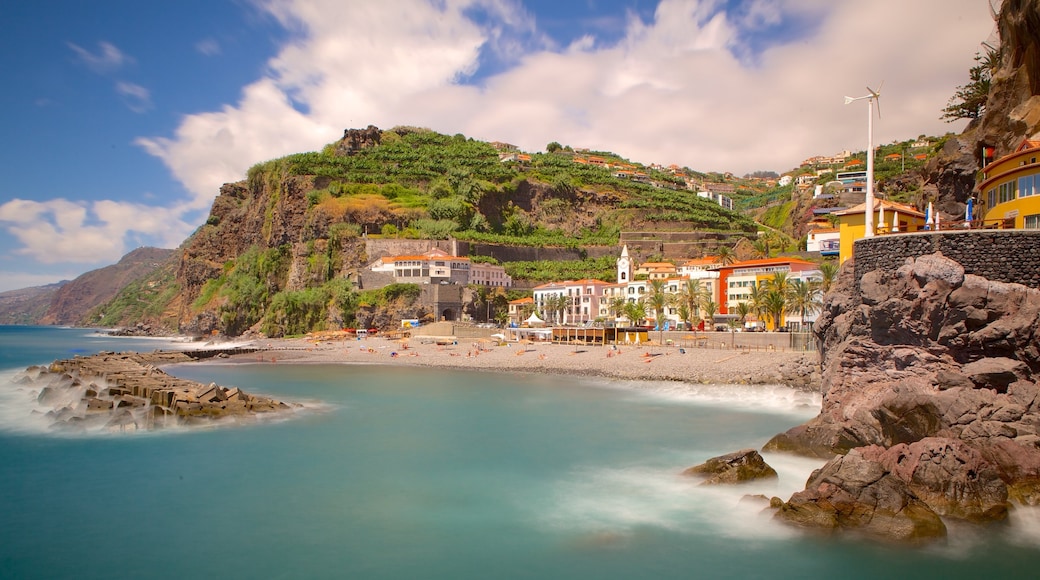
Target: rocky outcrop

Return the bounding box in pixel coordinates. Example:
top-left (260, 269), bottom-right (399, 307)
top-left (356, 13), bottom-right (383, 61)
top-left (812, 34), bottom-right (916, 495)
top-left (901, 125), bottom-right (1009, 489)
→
top-left (775, 448), bottom-right (947, 543)
top-left (334, 125), bottom-right (382, 156)
top-left (682, 449), bottom-right (778, 485)
top-left (22, 351), bottom-right (295, 433)
top-left (767, 251), bottom-right (1040, 539)
top-left (862, 438), bottom-right (1010, 522)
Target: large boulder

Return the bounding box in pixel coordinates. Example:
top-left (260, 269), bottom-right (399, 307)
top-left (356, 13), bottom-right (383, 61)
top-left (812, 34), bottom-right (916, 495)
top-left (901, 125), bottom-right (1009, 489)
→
top-left (862, 438), bottom-right (1010, 522)
top-left (774, 448), bottom-right (946, 542)
top-left (682, 449), bottom-right (778, 485)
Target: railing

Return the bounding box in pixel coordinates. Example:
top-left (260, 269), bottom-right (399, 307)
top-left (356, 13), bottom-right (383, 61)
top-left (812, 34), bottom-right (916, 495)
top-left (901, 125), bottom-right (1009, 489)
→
top-left (872, 217), bottom-right (1015, 235)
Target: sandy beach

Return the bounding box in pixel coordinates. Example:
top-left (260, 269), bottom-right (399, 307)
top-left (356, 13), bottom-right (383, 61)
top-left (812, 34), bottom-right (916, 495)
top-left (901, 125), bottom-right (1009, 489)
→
top-left (223, 332), bottom-right (820, 388)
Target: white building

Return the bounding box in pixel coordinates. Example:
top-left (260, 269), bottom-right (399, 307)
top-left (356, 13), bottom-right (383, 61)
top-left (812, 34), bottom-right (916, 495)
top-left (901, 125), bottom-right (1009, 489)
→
top-left (370, 248), bottom-right (511, 287)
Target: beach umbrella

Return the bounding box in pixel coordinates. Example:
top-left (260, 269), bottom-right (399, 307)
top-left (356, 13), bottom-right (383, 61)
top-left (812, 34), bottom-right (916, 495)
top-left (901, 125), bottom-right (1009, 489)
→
top-left (935, 211), bottom-right (941, 230)
top-left (891, 211), bottom-right (899, 232)
top-left (878, 203), bottom-right (885, 234)
top-left (925, 202), bottom-right (933, 230)
top-left (965, 198), bottom-right (974, 228)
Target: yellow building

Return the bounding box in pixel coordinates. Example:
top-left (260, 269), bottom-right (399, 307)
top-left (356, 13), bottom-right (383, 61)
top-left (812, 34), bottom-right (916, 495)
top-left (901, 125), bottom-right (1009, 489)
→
top-left (977, 138), bottom-right (1040, 229)
top-left (833, 200), bottom-right (926, 264)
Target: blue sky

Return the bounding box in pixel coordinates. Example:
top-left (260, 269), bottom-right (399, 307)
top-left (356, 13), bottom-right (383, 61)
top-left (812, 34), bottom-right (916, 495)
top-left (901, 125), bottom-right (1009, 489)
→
top-left (0, 0), bottom-right (993, 292)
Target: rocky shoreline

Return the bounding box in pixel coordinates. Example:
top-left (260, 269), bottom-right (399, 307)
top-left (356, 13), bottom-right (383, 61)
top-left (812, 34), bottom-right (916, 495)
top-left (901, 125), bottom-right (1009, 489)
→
top-left (759, 252), bottom-right (1040, 542)
top-left (19, 350), bottom-right (295, 433)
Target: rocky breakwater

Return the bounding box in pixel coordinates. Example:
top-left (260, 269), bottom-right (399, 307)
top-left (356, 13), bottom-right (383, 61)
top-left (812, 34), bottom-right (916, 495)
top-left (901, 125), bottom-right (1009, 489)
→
top-left (764, 252), bottom-right (1040, 541)
top-left (20, 351), bottom-right (294, 433)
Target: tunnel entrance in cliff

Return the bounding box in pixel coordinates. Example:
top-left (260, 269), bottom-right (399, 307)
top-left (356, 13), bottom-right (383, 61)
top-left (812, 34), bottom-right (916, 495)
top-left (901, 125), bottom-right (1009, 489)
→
top-left (442, 309), bottom-right (456, 321)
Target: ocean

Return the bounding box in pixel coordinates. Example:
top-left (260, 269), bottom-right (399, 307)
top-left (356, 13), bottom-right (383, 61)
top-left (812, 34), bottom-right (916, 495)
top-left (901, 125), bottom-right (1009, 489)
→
top-left (1, 326), bottom-right (1038, 578)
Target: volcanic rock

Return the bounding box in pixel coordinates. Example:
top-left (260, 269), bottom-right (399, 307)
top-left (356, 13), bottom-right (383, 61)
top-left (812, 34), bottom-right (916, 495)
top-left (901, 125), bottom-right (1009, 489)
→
top-left (774, 448), bottom-right (947, 542)
top-left (682, 449), bottom-right (778, 485)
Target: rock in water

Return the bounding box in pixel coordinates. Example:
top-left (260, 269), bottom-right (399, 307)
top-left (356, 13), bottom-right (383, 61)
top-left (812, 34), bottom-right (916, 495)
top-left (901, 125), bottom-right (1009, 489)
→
top-left (682, 449), bottom-right (778, 485)
top-left (774, 448), bottom-right (947, 543)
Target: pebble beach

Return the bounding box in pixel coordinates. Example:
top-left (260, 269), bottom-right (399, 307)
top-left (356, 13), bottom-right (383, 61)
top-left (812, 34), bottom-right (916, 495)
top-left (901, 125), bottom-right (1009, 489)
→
top-left (225, 332), bottom-right (820, 388)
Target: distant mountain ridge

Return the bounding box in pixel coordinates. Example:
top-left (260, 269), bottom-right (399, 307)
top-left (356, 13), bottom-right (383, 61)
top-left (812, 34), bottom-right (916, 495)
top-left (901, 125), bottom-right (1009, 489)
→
top-left (0, 281), bottom-right (67, 325)
top-left (35, 247), bottom-right (174, 327)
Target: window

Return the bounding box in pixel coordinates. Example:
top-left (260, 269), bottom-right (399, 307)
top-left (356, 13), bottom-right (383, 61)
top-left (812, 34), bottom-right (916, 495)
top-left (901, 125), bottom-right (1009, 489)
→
top-left (1022, 175), bottom-right (1039, 198)
top-left (1025, 214), bottom-right (1040, 229)
top-left (988, 188), bottom-right (997, 208)
top-left (998, 180), bottom-right (1017, 203)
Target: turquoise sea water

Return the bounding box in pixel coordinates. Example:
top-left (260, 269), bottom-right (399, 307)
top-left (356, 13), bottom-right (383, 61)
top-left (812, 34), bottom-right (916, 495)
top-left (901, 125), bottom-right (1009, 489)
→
top-left (2, 326), bottom-right (1040, 579)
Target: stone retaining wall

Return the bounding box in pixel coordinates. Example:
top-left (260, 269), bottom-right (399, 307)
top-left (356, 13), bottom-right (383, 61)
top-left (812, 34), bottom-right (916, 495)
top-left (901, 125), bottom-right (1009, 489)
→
top-left (853, 230), bottom-right (1040, 289)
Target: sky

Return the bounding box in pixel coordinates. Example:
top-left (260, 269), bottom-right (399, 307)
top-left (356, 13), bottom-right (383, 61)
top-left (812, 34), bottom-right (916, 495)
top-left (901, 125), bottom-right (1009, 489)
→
top-left (0, 0), bottom-right (997, 292)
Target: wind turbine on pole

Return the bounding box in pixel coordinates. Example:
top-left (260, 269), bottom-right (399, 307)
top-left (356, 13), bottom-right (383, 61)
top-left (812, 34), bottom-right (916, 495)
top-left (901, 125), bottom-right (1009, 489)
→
top-left (845, 83), bottom-right (883, 237)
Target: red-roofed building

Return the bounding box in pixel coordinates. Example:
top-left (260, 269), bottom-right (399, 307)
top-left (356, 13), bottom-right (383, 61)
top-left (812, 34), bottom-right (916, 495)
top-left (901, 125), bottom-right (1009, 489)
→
top-left (370, 248), bottom-right (511, 287)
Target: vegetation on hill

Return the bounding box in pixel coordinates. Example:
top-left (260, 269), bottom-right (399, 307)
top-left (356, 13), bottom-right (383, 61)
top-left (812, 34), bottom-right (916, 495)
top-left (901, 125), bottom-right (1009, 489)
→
top-left (254, 127), bottom-right (757, 246)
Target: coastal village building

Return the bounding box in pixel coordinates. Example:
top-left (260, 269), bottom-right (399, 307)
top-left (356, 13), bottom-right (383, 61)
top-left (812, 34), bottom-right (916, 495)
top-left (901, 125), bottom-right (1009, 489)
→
top-left (806, 226), bottom-right (840, 256)
top-left (718, 257), bottom-right (822, 331)
top-left (370, 248), bottom-right (512, 287)
top-left (977, 137), bottom-right (1040, 229)
top-left (832, 200), bottom-right (926, 264)
top-left (532, 279), bottom-right (611, 325)
top-left (510, 246), bottom-right (823, 332)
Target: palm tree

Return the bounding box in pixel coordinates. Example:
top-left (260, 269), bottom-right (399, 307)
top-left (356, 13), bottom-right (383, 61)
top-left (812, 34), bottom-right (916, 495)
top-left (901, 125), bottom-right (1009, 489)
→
top-left (681, 278), bottom-right (704, 323)
top-left (746, 282), bottom-right (765, 325)
top-left (715, 246), bottom-right (736, 266)
top-left (819, 261), bottom-right (839, 293)
top-left (623, 299), bottom-right (647, 326)
top-left (701, 300), bottom-right (719, 329)
top-left (609, 296), bottom-right (627, 323)
top-left (734, 301), bottom-right (753, 329)
top-left (762, 289), bottom-right (788, 331)
top-left (787, 279), bottom-right (823, 331)
top-left (677, 301), bottom-right (693, 330)
top-left (751, 238), bottom-right (770, 259)
top-left (646, 279), bottom-right (670, 343)
top-left (765, 272), bottom-right (792, 297)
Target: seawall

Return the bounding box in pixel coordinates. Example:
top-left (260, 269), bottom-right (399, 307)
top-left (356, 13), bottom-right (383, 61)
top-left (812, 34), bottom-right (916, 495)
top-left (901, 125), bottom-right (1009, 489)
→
top-left (853, 230), bottom-right (1040, 289)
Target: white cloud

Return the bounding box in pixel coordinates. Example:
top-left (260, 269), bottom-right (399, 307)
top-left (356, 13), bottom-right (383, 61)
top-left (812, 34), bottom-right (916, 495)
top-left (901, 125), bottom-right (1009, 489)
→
top-left (196, 38), bottom-right (222, 56)
top-left (116, 81), bottom-right (152, 113)
top-left (0, 198), bottom-right (192, 266)
top-left (67, 40), bottom-right (133, 73)
top-left (138, 0), bottom-right (993, 210)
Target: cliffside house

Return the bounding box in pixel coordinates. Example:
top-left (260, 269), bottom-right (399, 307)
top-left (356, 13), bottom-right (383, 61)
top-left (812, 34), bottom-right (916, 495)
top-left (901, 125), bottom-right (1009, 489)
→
top-left (832, 200), bottom-right (926, 264)
top-left (977, 137), bottom-right (1040, 230)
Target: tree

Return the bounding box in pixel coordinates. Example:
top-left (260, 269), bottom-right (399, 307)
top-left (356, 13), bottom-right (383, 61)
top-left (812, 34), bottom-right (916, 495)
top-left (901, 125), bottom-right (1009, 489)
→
top-left (941, 49), bottom-right (995, 122)
top-left (734, 301), bottom-right (753, 328)
top-left (609, 296), bottom-right (627, 322)
top-left (623, 299), bottom-right (646, 326)
top-left (762, 290), bottom-right (788, 331)
top-left (715, 246), bottom-right (736, 266)
top-left (546, 141), bottom-right (562, 153)
top-left (819, 261), bottom-right (839, 293)
top-left (681, 279), bottom-right (704, 323)
top-left (701, 300), bottom-right (718, 328)
top-left (787, 279), bottom-right (823, 330)
top-left (646, 279), bottom-right (671, 342)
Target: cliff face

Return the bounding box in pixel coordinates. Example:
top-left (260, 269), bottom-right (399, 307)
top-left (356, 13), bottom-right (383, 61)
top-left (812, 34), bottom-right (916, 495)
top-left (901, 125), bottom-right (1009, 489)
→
top-left (921, 0), bottom-right (1040, 216)
top-left (37, 247), bottom-right (173, 326)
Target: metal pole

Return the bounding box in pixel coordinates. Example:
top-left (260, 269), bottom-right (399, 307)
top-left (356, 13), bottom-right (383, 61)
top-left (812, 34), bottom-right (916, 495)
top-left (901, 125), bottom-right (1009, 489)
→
top-left (864, 99), bottom-right (875, 237)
